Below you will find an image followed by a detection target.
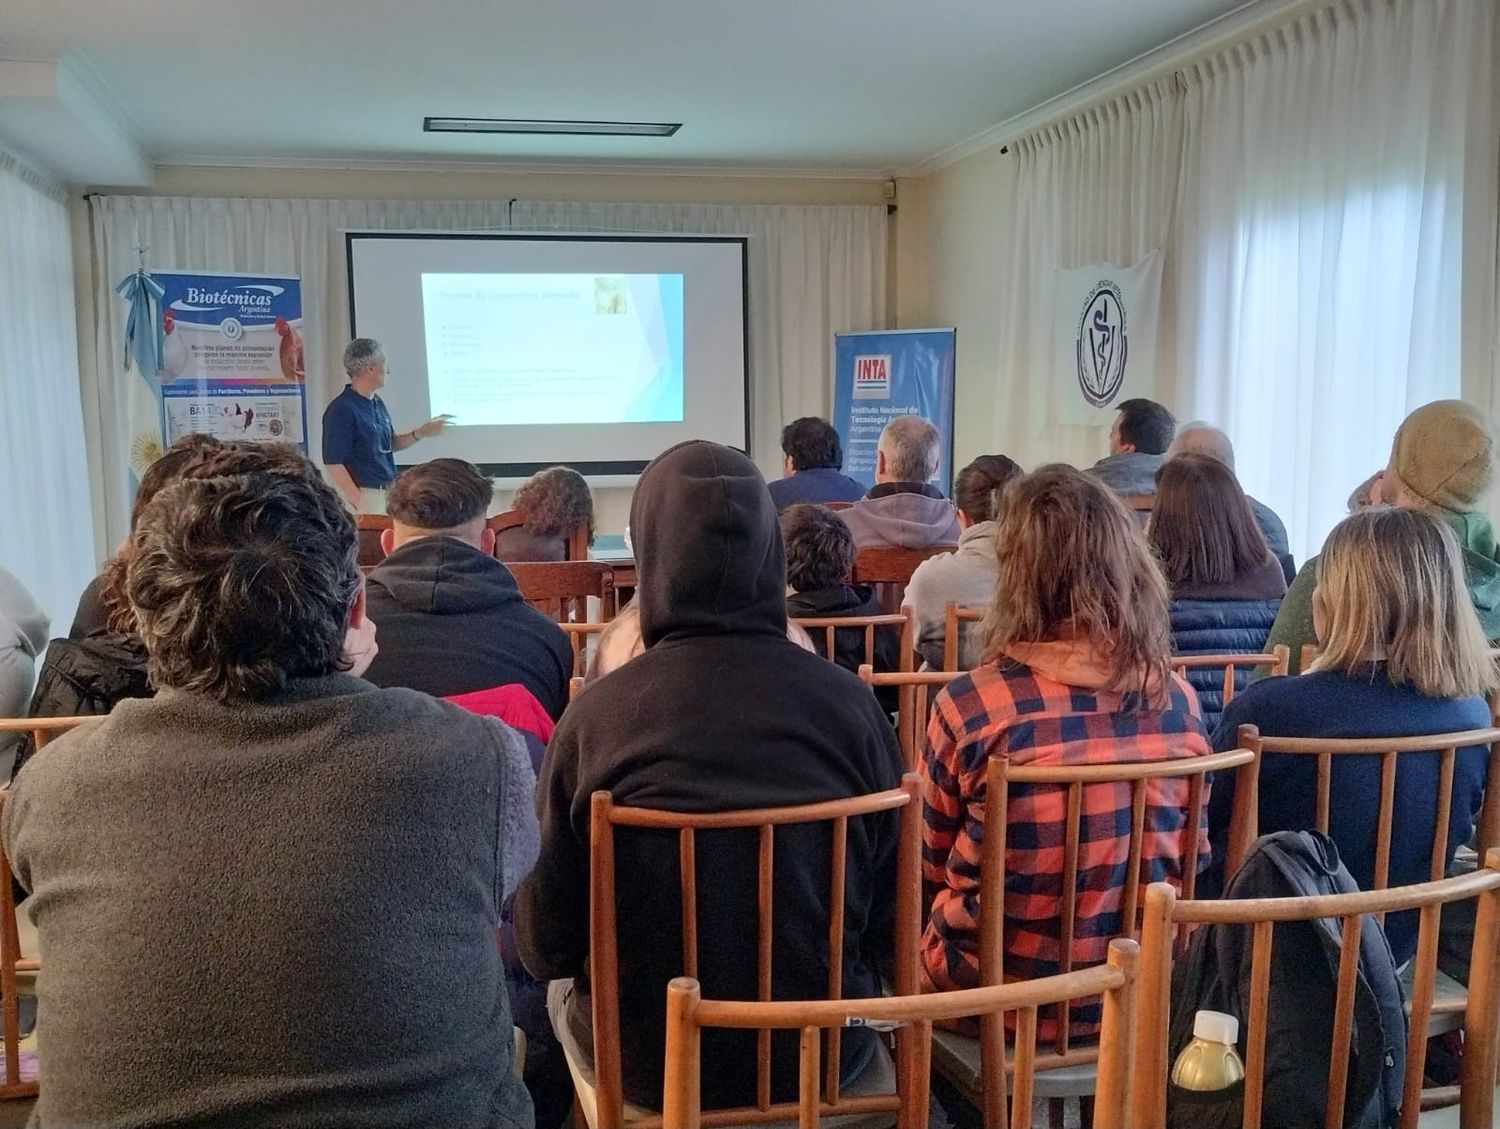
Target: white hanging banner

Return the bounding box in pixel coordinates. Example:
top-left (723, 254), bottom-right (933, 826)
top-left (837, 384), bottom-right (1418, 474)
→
top-left (1052, 251), bottom-right (1163, 426)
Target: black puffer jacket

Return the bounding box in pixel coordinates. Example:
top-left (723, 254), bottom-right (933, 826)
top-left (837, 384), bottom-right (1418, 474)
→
top-left (1169, 598), bottom-right (1281, 732)
top-left (14, 632), bottom-right (152, 781)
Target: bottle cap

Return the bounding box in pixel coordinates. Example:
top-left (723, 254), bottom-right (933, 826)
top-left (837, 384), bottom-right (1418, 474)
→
top-left (1193, 1010), bottom-right (1239, 1045)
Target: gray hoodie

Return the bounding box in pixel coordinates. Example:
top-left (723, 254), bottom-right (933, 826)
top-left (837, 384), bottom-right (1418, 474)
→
top-left (840, 482), bottom-right (962, 549)
top-left (902, 520), bottom-right (999, 669)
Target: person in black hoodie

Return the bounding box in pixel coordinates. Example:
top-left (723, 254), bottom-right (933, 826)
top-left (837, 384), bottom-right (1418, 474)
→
top-left (515, 441), bottom-right (905, 1112)
top-left (782, 503), bottom-right (902, 701)
top-left (361, 458), bottom-right (571, 720)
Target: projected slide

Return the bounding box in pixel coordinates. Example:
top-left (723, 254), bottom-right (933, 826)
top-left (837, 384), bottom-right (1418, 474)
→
top-left (421, 272), bottom-right (683, 427)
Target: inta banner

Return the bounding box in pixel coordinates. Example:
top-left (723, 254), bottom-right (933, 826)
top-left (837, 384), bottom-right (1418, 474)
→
top-left (154, 270), bottom-right (309, 451)
top-left (1052, 252), bottom-right (1162, 426)
top-left (832, 329), bottom-right (956, 493)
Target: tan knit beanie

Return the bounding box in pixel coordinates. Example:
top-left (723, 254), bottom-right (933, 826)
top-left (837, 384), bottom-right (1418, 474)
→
top-left (1385, 400), bottom-right (1495, 513)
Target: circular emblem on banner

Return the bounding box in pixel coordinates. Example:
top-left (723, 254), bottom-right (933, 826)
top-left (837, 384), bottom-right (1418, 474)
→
top-left (220, 316), bottom-right (244, 341)
top-left (1075, 281), bottom-right (1128, 409)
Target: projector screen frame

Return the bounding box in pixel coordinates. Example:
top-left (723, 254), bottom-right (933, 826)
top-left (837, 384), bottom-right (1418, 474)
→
top-left (344, 230), bottom-right (751, 478)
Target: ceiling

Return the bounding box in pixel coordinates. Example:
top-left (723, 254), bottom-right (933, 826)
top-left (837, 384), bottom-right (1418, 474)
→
top-left (0, 0), bottom-right (1271, 186)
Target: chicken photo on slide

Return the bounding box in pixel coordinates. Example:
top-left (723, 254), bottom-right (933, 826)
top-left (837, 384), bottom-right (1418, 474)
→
top-left (161, 309), bottom-right (191, 380)
top-left (275, 317), bottom-right (305, 382)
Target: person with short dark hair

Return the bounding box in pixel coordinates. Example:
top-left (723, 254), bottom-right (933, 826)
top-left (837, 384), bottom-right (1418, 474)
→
top-left (499, 466), bottom-right (596, 561)
top-left (1148, 453), bottom-right (1285, 730)
top-left (362, 457), bottom-right (571, 719)
top-left (4, 441), bottom-right (537, 1129)
top-left (1089, 397), bottom-right (1176, 496)
top-left (839, 415), bottom-right (961, 548)
top-left (902, 454), bottom-right (1022, 669)
top-left (781, 504), bottom-right (900, 691)
top-left (767, 417), bottom-right (867, 509)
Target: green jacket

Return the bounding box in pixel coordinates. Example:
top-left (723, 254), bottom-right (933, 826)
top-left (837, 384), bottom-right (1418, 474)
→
top-left (1264, 509), bottom-right (1500, 675)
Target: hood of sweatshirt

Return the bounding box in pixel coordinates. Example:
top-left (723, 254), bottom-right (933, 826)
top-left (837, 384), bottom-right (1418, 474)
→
top-left (366, 536), bottom-right (524, 615)
top-left (630, 441), bottom-right (788, 647)
top-left (846, 490), bottom-right (961, 549)
top-left (1440, 510), bottom-right (1500, 629)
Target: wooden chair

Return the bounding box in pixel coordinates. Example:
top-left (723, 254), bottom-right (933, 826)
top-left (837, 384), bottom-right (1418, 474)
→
top-left (1121, 495), bottom-right (1153, 528)
top-left (563, 621), bottom-right (613, 679)
top-left (857, 668), bottom-right (965, 770)
top-left (852, 546), bottom-right (957, 614)
top-left (573, 774), bottom-right (924, 1129)
top-left (1132, 850), bottom-right (1500, 1129)
top-left (508, 561), bottom-right (615, 624)
top-left (1168, 647), bottom-right (1290, 709)
top-left (1235, 724), bottom-right (1500, 891)
top-left (663, 938), bottom-right (1141, 1129)
top-left (791, 611), bottom-right (913, 674)
top-left (488, 507), bottom-right (592, 562)
top-left (355, 513), bottom-right (392, 568)
top-left (0, 793), bottom-right (36, 1101)
top-left (0, 717), bottom-right (91, 753)
top-left (929, 747), bottom-right (1260, 1129)
top-left (940, 604), bottom-right (987, 673)
top-left (823, 501), bottom-right (855, 512)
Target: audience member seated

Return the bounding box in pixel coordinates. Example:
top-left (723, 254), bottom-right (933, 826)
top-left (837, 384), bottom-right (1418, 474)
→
top-left (1208, 507), bottom-right (1494, 963)
top-left (1088, 397), bottom-right (1175, 496)
top-left (517, 440), bottom-right (905, 1111)
top-left (15, 436), bottom-right (220, 780)
top-left (1347, 468), bottom-right (1386, 511)
top-left (840, 415), bottom-right (961, 549)
top-left (766, 416), bottom-right (866, 509)
top-left (3, 441), bottom-right (537, 1128)
top-left (920, 465), bottom-right (1210, 1036)
top-left (1267, 400), bottom-right (1500, 671)
top-left (902, 454), bottom-right (1020, 669)
top-left (498, 465), bottom-right (596, 561)
top-left (1149, 454), bottom-right (1286, 731)
top-left (66, 434), bottom-right (220, 639)
top-left (361, 458), bottom-right (572, 720)
top-left (782, 503), bottom-right (901, 706)
top-left (0, 567), bottom-right (47, 777)
top-left (1167, 421), bottom-right (1294, 580)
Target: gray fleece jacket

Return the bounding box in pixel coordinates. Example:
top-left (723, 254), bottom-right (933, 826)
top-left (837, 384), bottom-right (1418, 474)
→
top-left (4, 673), bottom-right (537, 1129)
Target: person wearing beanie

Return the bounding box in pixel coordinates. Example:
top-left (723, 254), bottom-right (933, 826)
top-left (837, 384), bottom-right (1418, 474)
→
top-left (1265, 400), bottom-right (1500, 672)
top-left (515, 441), bottom-right (904, 1113)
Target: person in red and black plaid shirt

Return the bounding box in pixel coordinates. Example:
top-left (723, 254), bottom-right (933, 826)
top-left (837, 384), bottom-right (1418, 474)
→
top-left (920, 464), bottom-right (1212, 1039)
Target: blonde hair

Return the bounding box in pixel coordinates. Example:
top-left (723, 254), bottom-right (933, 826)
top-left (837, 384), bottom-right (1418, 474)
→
top-left (980, 464), bottom-right (1172, 698)
top-left (1310, 508), bottom-right (1498, 698)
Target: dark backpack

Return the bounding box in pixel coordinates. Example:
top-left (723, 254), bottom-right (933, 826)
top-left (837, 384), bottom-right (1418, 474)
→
top-left (1166, 831), bottom-right (1405, 1129)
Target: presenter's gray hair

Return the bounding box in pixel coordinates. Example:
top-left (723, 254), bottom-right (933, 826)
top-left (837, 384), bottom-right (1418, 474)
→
top-left (343, 337), bottom-right (385, 377)
top-left (880, 415), bottom-right (942, 482)
top-left (1168, 422), bottom-right (1236, 471)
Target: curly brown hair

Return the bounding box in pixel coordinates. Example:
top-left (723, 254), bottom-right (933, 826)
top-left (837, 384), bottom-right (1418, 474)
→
top-left (513, 466), bottom-right (595, 544)
top-left (980, 464), bottom-right (1172, 699)
top-left (125, 442), bottom-right (358, 702)
top-left (99, 434), bottom-right (223, 634)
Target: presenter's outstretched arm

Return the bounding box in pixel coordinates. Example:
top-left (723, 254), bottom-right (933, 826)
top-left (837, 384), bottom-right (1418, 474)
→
top-left (393, 415), bottom-right (451, 452)
top-left (326, 463), bottom-right (362, 510)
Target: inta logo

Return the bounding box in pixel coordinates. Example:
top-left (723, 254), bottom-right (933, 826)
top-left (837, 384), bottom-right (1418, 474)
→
top-left (853, 354), bottom-right (891, 399)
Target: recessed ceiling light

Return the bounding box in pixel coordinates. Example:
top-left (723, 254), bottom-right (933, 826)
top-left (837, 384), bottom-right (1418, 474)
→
top-left (424, 117), bottom-right (681, 137)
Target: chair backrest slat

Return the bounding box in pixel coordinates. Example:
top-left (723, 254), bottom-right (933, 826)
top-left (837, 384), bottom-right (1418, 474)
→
top-left (1168, 651), bottom-right (1289, 711)
top-left (1121, 779), bottom-right (1148, 939)
top-left (681, 830), bottom-right (699, 979)
top-left (756, 825), bottom-right (774, 1111)
top-left (1131, 853), bottom-right (1500, 1129)
top-left (1056, 780), bottom-right (1083, 1056)
top-left (858, 667), bottom-right (966, 770)
top-left (1315, 753), bottom-right (1332, 832)
top-left (1430, 747), bottom-right (1457, 883)
top-left (1012, 1005), bottom-right (1040, 1128)
top-left (1373, 750), bottom-right (1398, 906)
top-left (790, 611), bottom-right (912, 674)
top-left (0, 792), bottom-right (34, 1099)
top-left (508, 561), bottom-right (615, 624)
top-left (823, 816), bottom-right (847, 1104)
top-left (853, 545), bottom-right (956, 614)
top-left (941, 604), bottom-right (987, 673)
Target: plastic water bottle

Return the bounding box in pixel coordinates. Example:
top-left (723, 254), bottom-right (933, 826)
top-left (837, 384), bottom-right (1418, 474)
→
top-left (1171, 1010), bottom-right (1246, 1091)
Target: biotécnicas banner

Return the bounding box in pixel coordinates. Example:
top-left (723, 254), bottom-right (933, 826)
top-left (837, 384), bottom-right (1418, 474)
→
top-left (155, 271), bottom-right (309, 451)
top-left (832, 329), bottom-right (956, 494)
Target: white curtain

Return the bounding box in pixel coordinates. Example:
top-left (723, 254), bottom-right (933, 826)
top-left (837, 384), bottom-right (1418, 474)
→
top-left (995, 0), bottom-right (1499, 562)
top-left (1176, 0), bottom-right (1499, 559)
top-left (86, 196), bottom-right (886, 547)
top-left (0, 152), bottom-right (95, 636)
top-left (995, 80), bottom-right (1183, 472)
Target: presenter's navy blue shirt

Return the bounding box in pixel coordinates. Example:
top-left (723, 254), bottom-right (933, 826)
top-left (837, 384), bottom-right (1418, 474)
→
top-left (322, 385), bottom-right (397, 488)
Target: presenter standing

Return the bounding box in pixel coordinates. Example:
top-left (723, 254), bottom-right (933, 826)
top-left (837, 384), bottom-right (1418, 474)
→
top-left (321, 338), bottom-right (449, 512)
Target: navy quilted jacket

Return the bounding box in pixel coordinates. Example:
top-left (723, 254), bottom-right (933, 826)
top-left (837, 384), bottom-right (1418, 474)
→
top-left (1169, 598), bottom-right (1281, 731)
